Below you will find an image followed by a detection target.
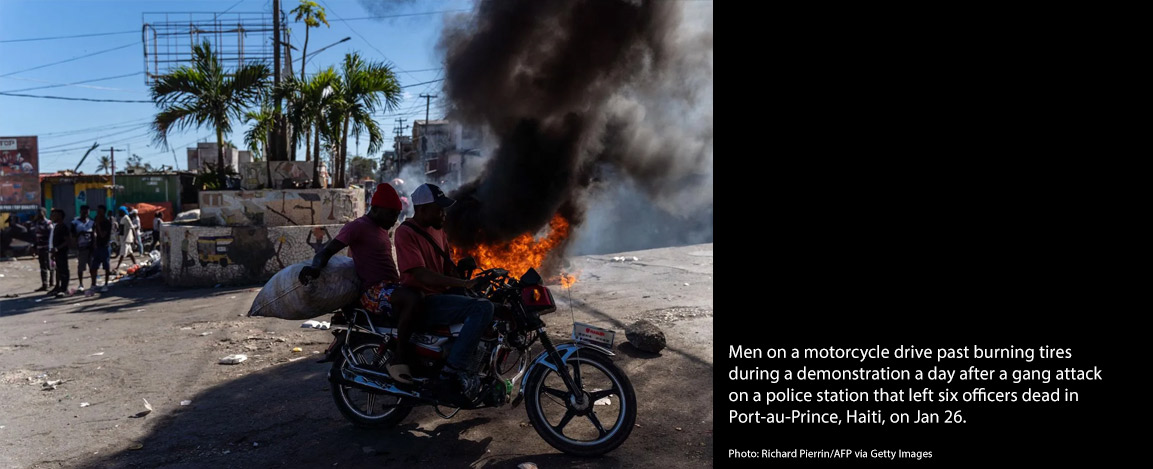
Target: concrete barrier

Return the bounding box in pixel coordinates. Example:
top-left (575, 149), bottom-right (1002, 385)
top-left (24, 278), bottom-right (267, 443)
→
top-left (158, 223), bottom-right (346, 287)
top-left (198, 187), bottom-right (364, 227)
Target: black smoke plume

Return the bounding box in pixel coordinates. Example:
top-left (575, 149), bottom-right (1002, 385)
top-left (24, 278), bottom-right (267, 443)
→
top-left (439, 0), bottom-right (713, 255)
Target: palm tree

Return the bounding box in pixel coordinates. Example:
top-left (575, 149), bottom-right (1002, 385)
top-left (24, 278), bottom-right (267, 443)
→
top-left (331, 53), bottom-right (401, 187)
top-left (96, 155), bottom-right (112, 174)
top-left (243, 105), bottom-right (275, 161)
top-left (290, 1), bottom-right (330, 79)
top-left (284, 68), bottom-right (341, 187)
top-left (150, 40), bottom-right (270, 172)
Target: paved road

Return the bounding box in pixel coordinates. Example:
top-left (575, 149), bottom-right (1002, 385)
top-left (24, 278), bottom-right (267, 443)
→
top-left (0, 243), bottom-right (713, 468)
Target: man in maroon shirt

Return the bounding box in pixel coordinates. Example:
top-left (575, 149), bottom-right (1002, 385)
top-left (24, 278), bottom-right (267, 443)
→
top-left (395, 183), bottom-right (493, 400)
top-left (299, 183), bottom-right (409, 342)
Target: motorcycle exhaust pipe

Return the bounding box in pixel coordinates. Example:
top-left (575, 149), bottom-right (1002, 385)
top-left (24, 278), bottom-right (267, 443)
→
top-left (331, 366), bottom-right (425, 400)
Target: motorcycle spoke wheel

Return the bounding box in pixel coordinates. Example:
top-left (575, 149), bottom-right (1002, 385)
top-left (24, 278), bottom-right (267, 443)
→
top-left (331, 342), bottom-right (411, 427)
top-left (525, 352), bottom-right (637, 455)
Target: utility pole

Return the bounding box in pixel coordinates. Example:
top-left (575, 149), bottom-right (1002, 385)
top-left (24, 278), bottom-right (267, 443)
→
top-left (270, 0), bottom-right (283, 187)
top-left (393, 118), bottom-right (408, 179)
top-left (102, 146), bottom-right (125, 196)
top-left (418, 94), bottom-right (436, 171)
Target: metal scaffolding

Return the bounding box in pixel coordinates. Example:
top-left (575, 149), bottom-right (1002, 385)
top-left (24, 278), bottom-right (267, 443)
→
top-left (141, 11), bottom-right (280, 84)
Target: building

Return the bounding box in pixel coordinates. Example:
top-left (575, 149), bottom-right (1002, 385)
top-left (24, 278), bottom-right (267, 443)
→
top-left (412, 120), bottom-right (487, 187)
top-left (40, 171), bottom-right (188, 227)
top-left (186, 142), bottom-right (252, 171)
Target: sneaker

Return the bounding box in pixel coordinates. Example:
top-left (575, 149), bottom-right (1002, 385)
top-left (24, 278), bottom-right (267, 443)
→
top-left (386, 363), bottom-right (414, 385)
top-left (85, 290), bottom-right (95, 298)
top-left (77, 286), bottom-right (85, 293)
top-left (35, 285), bottom-right (48, 292)
top-left (439, 366), bottom-right (480, 401)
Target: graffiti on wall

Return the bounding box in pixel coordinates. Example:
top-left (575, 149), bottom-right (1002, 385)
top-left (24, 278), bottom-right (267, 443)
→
top-left (240, 162), bottom-right (314, 190)
top-left (160, 223), bottom-right (349, 287)
top-left (199, 188), bottom-right (363, 227)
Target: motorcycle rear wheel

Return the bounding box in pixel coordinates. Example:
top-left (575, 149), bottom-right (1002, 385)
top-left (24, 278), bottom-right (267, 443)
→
top-left (330, 342), bottom-right (412, 428)
top-left (524, 350), bottom-right (637, 456)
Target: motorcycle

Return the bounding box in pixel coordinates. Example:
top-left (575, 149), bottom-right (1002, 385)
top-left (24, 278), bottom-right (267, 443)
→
top-left (318, 266), bottom-right (637, 456)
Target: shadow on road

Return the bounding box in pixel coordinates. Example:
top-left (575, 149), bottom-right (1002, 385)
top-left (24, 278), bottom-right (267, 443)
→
top-left (0, 275), bottom-right (258, 318)
top-left (78, 358), bottom-right (497, 468)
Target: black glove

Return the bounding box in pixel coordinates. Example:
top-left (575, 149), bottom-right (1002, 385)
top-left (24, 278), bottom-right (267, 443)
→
top-left (299, 265), bottom-right (321, 285)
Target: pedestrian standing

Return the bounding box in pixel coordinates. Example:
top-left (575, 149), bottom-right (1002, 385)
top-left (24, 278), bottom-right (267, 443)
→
top-left (47, 208), bottom-right (71, 296)
top-left (89, 205), bottom-right (114, 293)
top-left (29, 208), bottom-right (53, 291)
top-left (72, 205), bottom-right (94, 292)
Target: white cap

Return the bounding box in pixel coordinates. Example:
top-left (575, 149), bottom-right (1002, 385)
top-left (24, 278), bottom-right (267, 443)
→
top-left (410, 183), bottom-right (455, 208)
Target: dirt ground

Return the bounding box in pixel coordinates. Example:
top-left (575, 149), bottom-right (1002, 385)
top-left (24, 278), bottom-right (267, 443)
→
top-left (0, 243), bottom-right (713, 468)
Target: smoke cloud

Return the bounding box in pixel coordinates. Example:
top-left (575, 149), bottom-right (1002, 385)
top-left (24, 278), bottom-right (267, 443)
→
top-left (437, 0), bottom-right (713, 255)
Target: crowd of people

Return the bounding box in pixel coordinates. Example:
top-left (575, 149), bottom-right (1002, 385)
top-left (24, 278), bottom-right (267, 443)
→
top-left (22, 204), bottom-right (149, 297)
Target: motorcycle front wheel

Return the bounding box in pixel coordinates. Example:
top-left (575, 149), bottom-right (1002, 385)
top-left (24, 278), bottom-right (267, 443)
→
top-left (524, 349), bottom-right (637, 456)
top-left (330, 342), bottom-right (412, 428)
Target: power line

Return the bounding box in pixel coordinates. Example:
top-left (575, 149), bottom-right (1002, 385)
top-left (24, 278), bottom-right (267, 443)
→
top-left (0, 30), bottom-right (137, 43)
top-left (220, 0), bottom-right (247, 15)
top-left (329, 9), bottom-right (469, 22)
top-left (0, 71), bottom-right (145, 93)
top-left (40, 125), bottom-right (152, 151)
top-left (402, 78), bottom-right (445, 89)
top-left (0, 41), bottom-right (138, 78)
top-left (36, 118), bottom-right (154, 137)
top-left (0, 91), bottom-right (152, 103)
top-left (316, 0), bottom-right (420, 83)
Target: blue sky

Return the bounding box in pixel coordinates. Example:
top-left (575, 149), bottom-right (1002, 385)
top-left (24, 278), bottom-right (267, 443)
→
top-left (0, 0), bottom-right (468, 173)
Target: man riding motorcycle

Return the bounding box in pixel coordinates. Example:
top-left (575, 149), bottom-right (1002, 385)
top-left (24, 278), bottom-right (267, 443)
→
top-left (394, 183), bottom-right (493, 402)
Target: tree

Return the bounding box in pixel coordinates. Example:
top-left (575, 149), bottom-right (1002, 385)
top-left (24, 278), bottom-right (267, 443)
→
top-left (150, 40), bottom-right (270, 172)
top-left (330, 53), bottom-right (401, 187)
top-left (244, 105), bottom-right (275, 161)
top-left (290, 1), bottom-right (329, 79)
top-left (282, 68), bottom-right (341, 187)
top-left (348, 156), bottom-right (377, 182)
top-left (96, 155), bottom-right (112, 174)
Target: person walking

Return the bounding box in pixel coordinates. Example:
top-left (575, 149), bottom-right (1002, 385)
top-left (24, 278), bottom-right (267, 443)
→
top-left (129, 208), bottom-right (144, 254)
top-left (114, 206), bottom-right (137, 272)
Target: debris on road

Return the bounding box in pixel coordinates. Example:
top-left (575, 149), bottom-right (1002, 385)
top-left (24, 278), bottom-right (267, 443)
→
top-left (611, 256), bottom-right (640, 263)
top-left (79, 402), bottom-right (90, 407)
top-left (625, 319), bottom-right (667, 353)
top-left (200, 332), bottom-right (213, 336)
top-left (518, 463), bottom-right (539, 469)
top-left (219, 354), bottom-right (248, 365)
top-left (180, 400), bottom-right (191, 406)
top-left (90, 352), bottom-right (104, 356)
top-left (129, 443), bottom-right (143, 450)
top-left (301, 320), bottom-right (331, 330)
top-left (291, 347), bottom-right (302, 353)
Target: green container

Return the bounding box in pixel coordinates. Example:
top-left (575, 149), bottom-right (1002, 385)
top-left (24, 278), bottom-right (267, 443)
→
top-left (115, 174), bottom-right (181, 207)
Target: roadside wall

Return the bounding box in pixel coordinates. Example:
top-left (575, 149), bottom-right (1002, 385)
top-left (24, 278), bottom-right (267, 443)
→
top-left (158, 223), bottom-right (343, 287)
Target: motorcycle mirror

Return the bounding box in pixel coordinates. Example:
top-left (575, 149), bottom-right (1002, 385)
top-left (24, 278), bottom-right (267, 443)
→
top-left (457, 257), bottom-right (478, 272)
top-left (521, 268), bottom-right (542, 286)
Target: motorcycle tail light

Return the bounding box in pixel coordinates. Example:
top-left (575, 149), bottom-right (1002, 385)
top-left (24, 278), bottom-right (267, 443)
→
top-left (522, 285), bottom-right (556, 311)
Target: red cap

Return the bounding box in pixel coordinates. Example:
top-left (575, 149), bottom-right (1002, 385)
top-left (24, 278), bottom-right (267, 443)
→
top-left (370, 183), bottom-right (401, 210)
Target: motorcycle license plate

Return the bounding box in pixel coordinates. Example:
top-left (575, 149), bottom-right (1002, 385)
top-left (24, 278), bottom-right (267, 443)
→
top-left (572, 322), bottom-right (615, 349)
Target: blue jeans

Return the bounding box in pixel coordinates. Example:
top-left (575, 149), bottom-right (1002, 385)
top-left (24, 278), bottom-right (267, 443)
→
top-left (421, 294), bottom-right (494, 371)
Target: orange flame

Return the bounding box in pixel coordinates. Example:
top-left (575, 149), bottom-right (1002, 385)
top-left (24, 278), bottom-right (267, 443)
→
top-left (463, 214), bottom-right (574, 284)
top-left (559, 272), bottom-right (578, 289)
